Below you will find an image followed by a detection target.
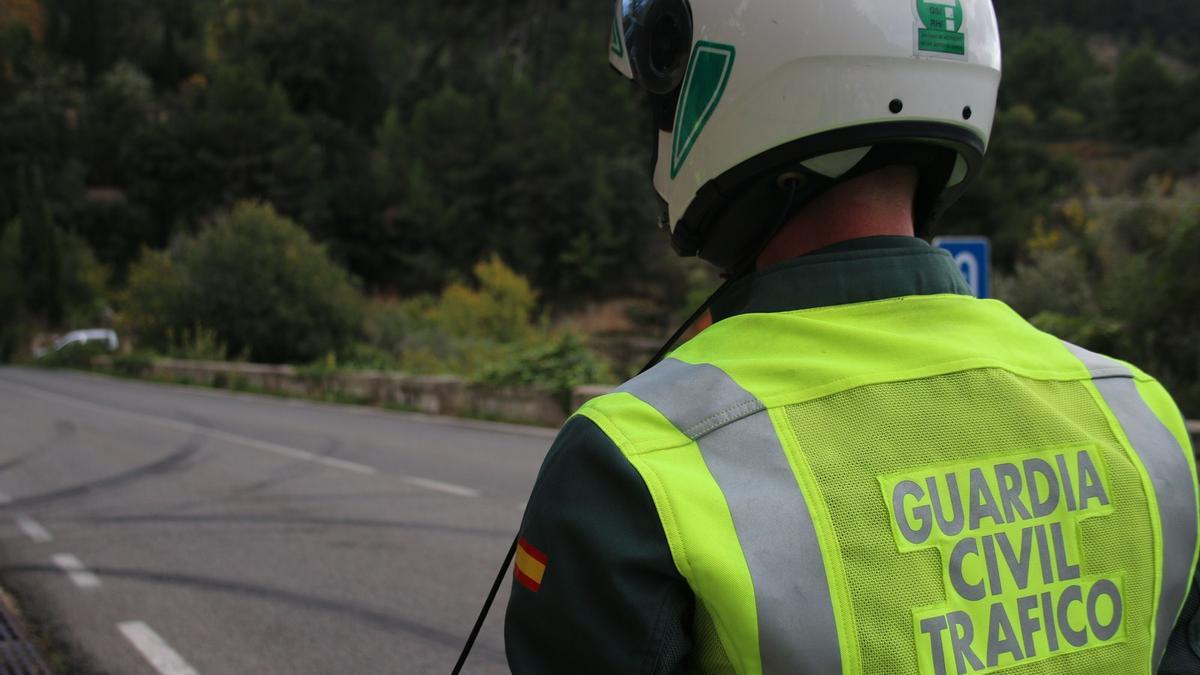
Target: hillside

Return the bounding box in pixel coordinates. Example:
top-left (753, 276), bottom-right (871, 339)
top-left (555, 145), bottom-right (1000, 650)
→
top-left (0, 0), bottom-right (1197, 412)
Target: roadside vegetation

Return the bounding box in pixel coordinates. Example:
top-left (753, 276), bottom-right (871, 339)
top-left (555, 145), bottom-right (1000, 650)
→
top-left (0, 0), bottom-right (1198, 415)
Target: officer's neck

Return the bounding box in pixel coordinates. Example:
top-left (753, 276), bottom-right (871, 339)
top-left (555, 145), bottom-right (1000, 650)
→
top-left (757, 166), bottom-right (918, 269)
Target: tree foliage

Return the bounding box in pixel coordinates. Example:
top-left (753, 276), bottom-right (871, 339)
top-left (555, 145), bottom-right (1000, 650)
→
top-left (1000, 29), bottom-right (1095, 117)
top-left (5, 0), bottom-right (672, 303)
top-left (5, 0), bottom-right (1194, 302)
top-left (122, 201), bottom-right (363, 363)
top-left (998, 192), bottom-right (1200, 415)
top-left (995, 0), bottom-right (1200, 58)
top-left (1113, 47), bottom-right (1184, 145)
top-left (0, 0), bottom-right (1196, 409)
top-left (949, 106), bottom-right (1082, 267)
top-left (0, 213), bottom-right (108, 358)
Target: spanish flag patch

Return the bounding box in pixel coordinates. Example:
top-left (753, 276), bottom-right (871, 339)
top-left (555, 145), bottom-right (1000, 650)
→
top-left (515, 537), bottom-right (548, 592)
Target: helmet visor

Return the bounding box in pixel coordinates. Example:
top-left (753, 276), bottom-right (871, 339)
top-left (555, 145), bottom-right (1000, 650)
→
top-left (610, 0), bottom-right (692, 95)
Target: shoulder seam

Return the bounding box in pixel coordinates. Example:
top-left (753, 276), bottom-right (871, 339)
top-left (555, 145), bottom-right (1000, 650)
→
top-left (683, 398), bottom-right (765, 440)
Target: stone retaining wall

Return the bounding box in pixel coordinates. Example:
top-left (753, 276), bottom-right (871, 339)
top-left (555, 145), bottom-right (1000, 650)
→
top-left (90, 356), bottom-right (1200, 444)
top-left (93, 356), bottom-right (575, 427)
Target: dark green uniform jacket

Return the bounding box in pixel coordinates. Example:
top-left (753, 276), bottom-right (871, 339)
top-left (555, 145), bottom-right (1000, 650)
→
top-left (504, 236), bottom-right (1200, 674)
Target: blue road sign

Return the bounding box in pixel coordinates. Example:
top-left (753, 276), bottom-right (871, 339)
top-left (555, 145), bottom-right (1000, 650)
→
top-left (933, 236), bottom-right (991, 299)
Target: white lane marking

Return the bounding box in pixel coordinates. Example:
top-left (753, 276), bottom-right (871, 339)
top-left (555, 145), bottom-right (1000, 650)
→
top-left (16, 515), bottom-right (53, 542)
top-left (0, 381), bottom-right (377, 476)
top-left (52, 553), bottom-right (101, 589)
top-left (517, 501), bottom-right (527, 512)
top-left (0, 488), bottom-right (11, 504)
top-left (401, 476), bottom-right (480, 498)
top-left (118, 621), bottom-right (201, 675)
top-left (201, 427), bottom-right (376, 475)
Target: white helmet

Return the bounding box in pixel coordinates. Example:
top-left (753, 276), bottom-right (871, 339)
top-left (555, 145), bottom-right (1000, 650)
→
top-left (610, 0), bottom-right (1002, 270)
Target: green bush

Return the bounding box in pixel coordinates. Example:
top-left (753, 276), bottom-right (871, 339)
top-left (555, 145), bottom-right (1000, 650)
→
top-left (435, 255), bottom-right (538, 343)
top-left (479, 333), bottom-right (613, 409)
top-left (122, 201), bottom-right (364, 363)
top-left (164, 325), bottom-right (230, 361)
top-left (0, 217), bottom-right (112, 361)
top-left (36, 342), bottom-right (109, 369)
top-left (998, 191), bottom-right (1200, 417)
top-left (338, 343), bottom-right (400, 371)
top-left (363, 255), bottom-right (545, 375)
top-left (363, 296), bottom-right (459, 375)
top-left (297, 353), bottom-right (339, 384)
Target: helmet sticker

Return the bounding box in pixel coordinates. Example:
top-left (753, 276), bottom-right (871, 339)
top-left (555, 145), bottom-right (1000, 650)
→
top-left (914, 0), bottom-right (967, 59)
top-left (670, 41), bottom-right (736, 180)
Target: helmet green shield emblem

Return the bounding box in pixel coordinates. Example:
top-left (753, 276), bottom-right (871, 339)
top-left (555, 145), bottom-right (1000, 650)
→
top-left (915, 0), bottom-right (966, 58)
top-left (611, 15), bottom-right (624, 58)
top-left (670, 41), bottom-right (736, 180)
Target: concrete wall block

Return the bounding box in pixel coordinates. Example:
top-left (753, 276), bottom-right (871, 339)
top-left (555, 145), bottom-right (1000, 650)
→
top-left (390, 376), bottom-right (443, 414)
top-left (469, 385), bottom-right (565, 427)
top-left (413, 376), bottom-right (468, 416)
top-left (332, 371), bottom-right (385, 403)
top-left (276, 375), bottom-right (310, 397)
top-left (378, 373), bottom-right (409, 408)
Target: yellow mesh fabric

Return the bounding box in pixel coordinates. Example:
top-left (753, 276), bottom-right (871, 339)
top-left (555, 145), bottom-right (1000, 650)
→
top-left (783, 369), bottom-right (1155, 674)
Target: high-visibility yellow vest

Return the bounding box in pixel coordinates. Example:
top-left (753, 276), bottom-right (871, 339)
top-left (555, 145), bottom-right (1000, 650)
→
top-left (576, 294), bottom-right (1198, 674)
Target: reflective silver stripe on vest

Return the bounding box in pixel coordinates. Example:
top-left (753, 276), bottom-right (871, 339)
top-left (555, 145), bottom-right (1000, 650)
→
top-left (618, 358), bottom-right (842, 674)
top-left (1064, 341), bottom-right (1198, 669)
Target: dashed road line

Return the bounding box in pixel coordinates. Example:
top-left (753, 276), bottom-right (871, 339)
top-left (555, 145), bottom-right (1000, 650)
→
top-left (0, 487), bottom-right (11, 504)
top-left (15, 515), bottom-right (53, 542)
top-left (401, 476), bottom-right (481, 498)
top-left (51, 553), bottom-right (101, 590)
top-left (0, 380), bottom-right (377, 476)
top-left (200, 427), bottom-right (376, 475)
top-left (118, 621), bottom-right (201, 675)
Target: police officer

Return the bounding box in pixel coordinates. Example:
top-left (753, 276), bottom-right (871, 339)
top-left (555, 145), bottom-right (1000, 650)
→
top-left (504, 1), bottom-right (1200, 673)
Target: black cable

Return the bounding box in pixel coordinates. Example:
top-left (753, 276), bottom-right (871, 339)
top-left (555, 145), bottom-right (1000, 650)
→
top-left (637, 177), bottom-right (803, 375)
top-left (451, 179), bottom-right (803, 674)
top-left (451, 535), bottom-right (519, 675)
top-left (636, 275), bottom-right (735, 376)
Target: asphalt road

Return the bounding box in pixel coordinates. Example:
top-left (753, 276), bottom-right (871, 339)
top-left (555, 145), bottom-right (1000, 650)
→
top-left (0, 366), bottom-right (555, 674)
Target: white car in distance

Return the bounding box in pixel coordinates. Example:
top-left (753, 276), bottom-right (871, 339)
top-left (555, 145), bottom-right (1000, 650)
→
top-left (34, 329), bottom-right (120, 358)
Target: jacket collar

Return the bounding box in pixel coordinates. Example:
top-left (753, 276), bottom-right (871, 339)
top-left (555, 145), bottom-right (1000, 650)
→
top-left (710, 236), bottom-right (971, 322)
